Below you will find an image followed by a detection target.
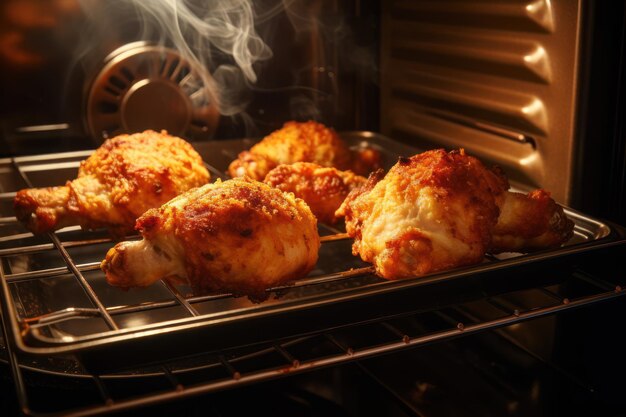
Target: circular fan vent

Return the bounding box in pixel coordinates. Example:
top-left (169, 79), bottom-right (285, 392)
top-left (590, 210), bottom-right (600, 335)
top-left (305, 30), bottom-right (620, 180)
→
top-left (86, 42), bottom-right (219, 141)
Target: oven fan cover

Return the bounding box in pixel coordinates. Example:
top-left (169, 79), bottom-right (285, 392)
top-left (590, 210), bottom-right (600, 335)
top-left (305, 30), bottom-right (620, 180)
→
top-left (86, 42), bottom-right (219, 141)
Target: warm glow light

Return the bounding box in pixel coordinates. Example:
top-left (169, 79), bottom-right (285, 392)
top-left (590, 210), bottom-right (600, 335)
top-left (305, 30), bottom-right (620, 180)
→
top-left (524, 46), bottom-right (546, 64)
top-left (526, 0), bottom-right (549, 13)
top-left (124, 316), bottom-right (148, 328)
top-left (522, 98), bottom-right (543, 116)
top-left (519, 153), bottom-right (539, 167)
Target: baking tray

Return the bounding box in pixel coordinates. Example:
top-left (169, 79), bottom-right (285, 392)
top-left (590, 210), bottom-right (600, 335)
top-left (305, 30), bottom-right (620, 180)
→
top-left (1, 131), bottom-right (625, 371)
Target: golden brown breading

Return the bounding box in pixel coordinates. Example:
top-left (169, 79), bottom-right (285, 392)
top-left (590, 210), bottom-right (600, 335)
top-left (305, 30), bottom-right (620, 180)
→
top-left (337, 149), bottom-right (574, 280)
top-left (264, 162), bottom-right (367, 224)
top-left (492, 189), bottom-right (574, 253)
top-left (337, 149), bottom-right (508, 279)
top-left (228, 120), bottom-right (380, 180)
top-left (101, 177), bottom-right (320, 301)
top-left (14, 130), bottom-right (210, 236)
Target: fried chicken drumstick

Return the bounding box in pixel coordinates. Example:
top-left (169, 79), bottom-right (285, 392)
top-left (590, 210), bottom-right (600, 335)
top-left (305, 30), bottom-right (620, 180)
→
top-left (264, 162), bottom-right (367, 224)
top-left (336, 149), bottom-right (574, 280)
top-left (101, 177), bottom-right (320, 301)
top-left (14, 130), bottom-right (210, 236)
top-left (228, 120), bottom-right (380, 180)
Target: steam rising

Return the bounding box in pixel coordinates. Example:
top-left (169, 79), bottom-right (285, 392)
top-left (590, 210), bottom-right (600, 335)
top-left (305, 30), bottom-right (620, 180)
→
top-left (135, 0), bottom-right (272, 115)
top-left (80, 0), bottom-right (272, 117)
top-left (75, 0), bottom-right (376, 133)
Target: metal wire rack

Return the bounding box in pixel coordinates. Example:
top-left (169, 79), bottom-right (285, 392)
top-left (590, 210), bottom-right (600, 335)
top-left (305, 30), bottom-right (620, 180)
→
top-left (2, 267), bottom-right (624, 416)
top-left (0, 140), bottom-right (616, 355)
top-left (1, 136), bottom-right (625, 416)
top-left (0, 145), bottom-right (380, 354)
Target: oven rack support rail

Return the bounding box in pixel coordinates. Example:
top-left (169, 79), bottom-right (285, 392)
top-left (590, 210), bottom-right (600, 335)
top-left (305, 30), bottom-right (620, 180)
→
top-left (2, 270), bottom-right (624, 417)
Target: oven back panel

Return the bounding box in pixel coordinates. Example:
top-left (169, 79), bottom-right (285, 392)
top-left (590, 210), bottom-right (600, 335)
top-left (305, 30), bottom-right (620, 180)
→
top-left (0, 0), bottom-right (375, 154)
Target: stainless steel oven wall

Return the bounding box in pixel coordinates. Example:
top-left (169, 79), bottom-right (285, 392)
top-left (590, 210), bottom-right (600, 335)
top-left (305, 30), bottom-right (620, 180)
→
top-left (380, 0), bottom-right (582, 205)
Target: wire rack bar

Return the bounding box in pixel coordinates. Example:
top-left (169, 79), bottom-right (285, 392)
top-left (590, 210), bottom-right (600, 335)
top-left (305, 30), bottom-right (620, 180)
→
top-left (161, 280), bottom-right (200, 317)
top-left (91, 375), bottom-right (113, 407)
top-left (219, 355), bottom-right (241, 380)
top-left (161, 366), bottom-right (184, 392)
top-left (4, 263), bottom-right (102, 283)
top-left (0, 238), bottom-right (115, 257)
top-left (0, 306), bottom-right (31, 416)
top-left (47, 232), bottom-right (118, 330)
top-left (319, 233), bottom-right (350, 242)
top-left (380, 321), bottom-right (411, 342)
top-left (274, 343), bottom-right (300, 368)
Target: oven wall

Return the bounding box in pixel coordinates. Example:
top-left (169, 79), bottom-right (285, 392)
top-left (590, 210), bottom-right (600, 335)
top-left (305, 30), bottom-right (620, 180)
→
top-left (379, 0), bottom-right (582, 205)
top-left (378, 0), bottom-right (626, 227)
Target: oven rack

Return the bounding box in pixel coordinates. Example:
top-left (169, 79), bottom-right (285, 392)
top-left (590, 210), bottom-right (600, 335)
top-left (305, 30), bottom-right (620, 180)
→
top-left (0, 145), bottom-right (384, 354)
top-left (2, 265), bottom-right (624, 417)
top-left (0, 145), bottom-right (616, 358)
top-left (1, 135), bottom-right (624, 360)
top-left (2, 229), bottom-right (370, 328)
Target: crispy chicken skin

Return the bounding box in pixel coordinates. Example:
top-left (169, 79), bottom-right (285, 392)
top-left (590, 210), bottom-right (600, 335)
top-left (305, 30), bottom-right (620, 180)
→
top-left (101, 177), bottom-right (320, 301)
top-left (228, 120), bottom-right (380, 180)
top-left (492, 189), bottom-right (574, 253)
top-left (14, 130), bottom-right (210, 236)
top-left (264, 162), bottom-right (367, 224)
top-left (336, 149), bottom-right (574, 280)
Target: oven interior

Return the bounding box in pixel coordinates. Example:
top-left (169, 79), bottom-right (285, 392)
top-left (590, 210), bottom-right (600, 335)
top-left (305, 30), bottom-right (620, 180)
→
top-left (1, 0), bottom-right (626, 416)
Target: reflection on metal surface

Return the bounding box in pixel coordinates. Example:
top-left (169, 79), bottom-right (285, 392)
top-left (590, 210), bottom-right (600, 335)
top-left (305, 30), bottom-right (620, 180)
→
top-left (523, 46), bottom-right (551, 82)
top-left (526, 0), bottom-right (555, 32)
top-left (16, 124), bottom-right (70, 133)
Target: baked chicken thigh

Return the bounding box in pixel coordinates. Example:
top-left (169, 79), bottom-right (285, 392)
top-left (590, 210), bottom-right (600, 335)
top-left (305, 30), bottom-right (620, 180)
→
top-left (264, 162), bottom-right (367, 224)
top-left (14, 130), bottom-right (210, 236)
top-left (228, 120), bottom-right (380, 180)
top-left (101, 177), bottom-right (320, 301)
top-left (491, 189), bottom-right (575, 253)
top-left (336, 149), bottom-right (574, 280)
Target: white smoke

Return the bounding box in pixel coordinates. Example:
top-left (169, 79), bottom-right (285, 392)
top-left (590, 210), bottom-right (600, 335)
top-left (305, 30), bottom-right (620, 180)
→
top-left (79, 0), bottom-right (273, 117)
top-left (133, 0), bottom-right (273, 116)
top-left (74, 0), bottom-right (368, 132)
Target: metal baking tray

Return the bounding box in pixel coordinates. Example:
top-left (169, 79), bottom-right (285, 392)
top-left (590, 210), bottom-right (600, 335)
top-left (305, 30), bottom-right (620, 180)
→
top-left (1, 131), bottom-right (624, 370)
